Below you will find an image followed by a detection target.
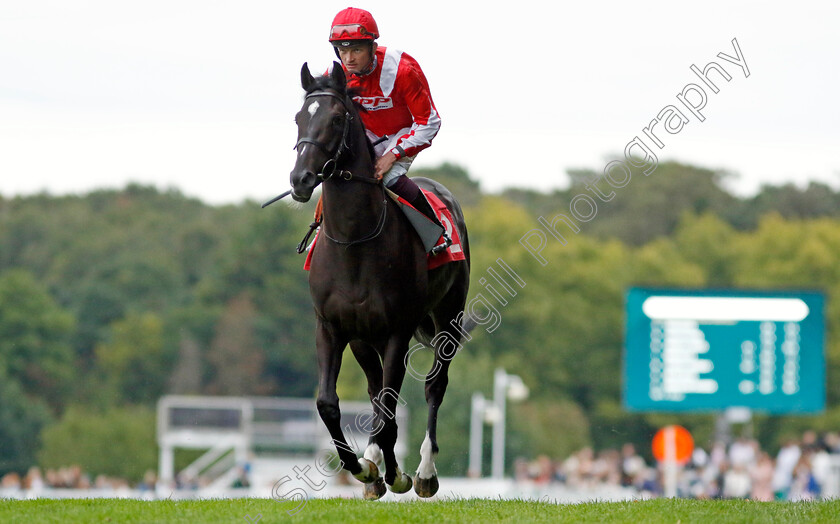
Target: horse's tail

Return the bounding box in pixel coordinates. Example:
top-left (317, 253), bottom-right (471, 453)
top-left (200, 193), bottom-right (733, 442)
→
top-left (460, 313), bottom-right (479, 334)
top-left (414, 310), bottom-right (479, 346)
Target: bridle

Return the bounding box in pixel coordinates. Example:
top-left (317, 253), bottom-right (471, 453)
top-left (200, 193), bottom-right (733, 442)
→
top-left (293, 88), bottom-right (387, 250)
top-left (294, 90), bottom-right (379, 185)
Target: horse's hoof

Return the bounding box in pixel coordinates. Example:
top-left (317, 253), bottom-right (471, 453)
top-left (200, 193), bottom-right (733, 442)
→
top-left (363, 476), bottom-right (387, 500)
top-left (389, 471), bottom-right (413, 494)
top-left (413, 474), bottom-right (439, 498)
top-left (353, 458), bottom-right (380, 484)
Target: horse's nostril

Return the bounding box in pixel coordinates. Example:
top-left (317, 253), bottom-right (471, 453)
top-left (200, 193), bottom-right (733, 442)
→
top-left (292, 170), bottom-right (317, 188)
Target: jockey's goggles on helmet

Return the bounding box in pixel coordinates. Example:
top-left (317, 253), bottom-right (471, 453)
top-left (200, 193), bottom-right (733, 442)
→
top-left (329, 23), bottom-right (377, 42)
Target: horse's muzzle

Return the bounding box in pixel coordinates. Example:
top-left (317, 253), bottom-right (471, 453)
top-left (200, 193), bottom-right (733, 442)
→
top-left (290, 170), bottom-right (318, 202)
top-left (291, 189), bottom-right (311, 203)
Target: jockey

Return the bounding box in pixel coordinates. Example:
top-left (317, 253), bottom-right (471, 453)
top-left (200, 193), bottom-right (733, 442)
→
top-left (329, 7), bottom-right (452, 255)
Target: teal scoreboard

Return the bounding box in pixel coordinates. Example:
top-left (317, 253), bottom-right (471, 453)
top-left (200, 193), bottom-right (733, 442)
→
top-left (624, 288), bottom-right (825, 413)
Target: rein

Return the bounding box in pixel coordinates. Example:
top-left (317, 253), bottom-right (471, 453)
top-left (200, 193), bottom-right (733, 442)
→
top-left (321, 184), bottom-right (389, 249)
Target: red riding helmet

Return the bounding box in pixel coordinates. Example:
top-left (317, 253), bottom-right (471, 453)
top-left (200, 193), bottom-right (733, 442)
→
top-left (329, 7), bottom-right (379, 47)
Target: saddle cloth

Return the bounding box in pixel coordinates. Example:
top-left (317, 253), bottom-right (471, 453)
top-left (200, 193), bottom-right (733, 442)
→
top-left (304, 189), bottom-right (465, 271)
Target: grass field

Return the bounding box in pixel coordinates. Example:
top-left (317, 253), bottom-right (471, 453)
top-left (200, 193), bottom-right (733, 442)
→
top-left (2, 498), bottom-right (840, 523)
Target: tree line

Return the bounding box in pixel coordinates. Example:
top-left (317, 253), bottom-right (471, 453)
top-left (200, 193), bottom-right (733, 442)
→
top-left (2, 161), bottom-right (840, 480)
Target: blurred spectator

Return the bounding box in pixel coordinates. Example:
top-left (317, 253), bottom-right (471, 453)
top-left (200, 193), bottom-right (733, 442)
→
top-left (575, 447), bottom-right (595, 488)
top-left (722, 462), bottom-right (751, 499)
top-left (802, 430), bottom-right (819, 452)
top-left (620, 443), bottom-right (646, 488)
top-left (691, 447), bottom-right (709, 469)
top-left (749, 451), bottom-right (774, 501)
top-left (729, 436), bottom-right (756, 468)
top-left (23, 467), bottom-right (44, 492)
top-left (94, 474), bottom-right (112, 489)
top-left (811, 440), bottom-right (832, 491)
top-left (592, 449), bottom-right (621, 486)
top-left (513, 457), bottom-right (529, 482)
top-left (232, 465), bottom-right (251, 489)
top-left (1, 472), bottom-right (21, 490)
top-left (560, 451), bottom-right (580, 486)
top-left (789, 453), bottom-right (820, 501)
top-left (638, 467), bottom-right (660, 496)
top-left (710, 441), bottom-right (727, 471)
top-left (176, 471), bottom-right (198, 490)
top-left (532, 455), bottom-right (554, 485)
top-left (772, 438), bottom-right (801, 500)
top-left (45, 468), bottom-right (59, 488)
top-left (824, 431), bottom-right (840, 454)
top-left (138, 470), bottom-right (158, 492)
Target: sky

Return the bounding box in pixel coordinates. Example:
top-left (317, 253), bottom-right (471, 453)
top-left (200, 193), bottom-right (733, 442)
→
top-left (1, 1), bottom-right (838, 205)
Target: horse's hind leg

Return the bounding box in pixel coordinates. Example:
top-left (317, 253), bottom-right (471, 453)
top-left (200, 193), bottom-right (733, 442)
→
top-left (414, 351), bottom-right (451, 498)
top-left (415, 292), bottom-right (467, 497)
top-left (314, 322), bottom-right (377, 484)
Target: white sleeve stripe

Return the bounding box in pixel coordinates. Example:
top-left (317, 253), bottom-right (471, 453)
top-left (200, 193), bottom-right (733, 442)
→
top-left (380, 48), bottom-right (402, 97)
top-left (400, 107), bottom-right (440, 151)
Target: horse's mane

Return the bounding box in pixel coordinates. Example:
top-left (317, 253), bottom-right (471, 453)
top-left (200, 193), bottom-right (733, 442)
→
top-left (305, 74), bottom-right (376, 161)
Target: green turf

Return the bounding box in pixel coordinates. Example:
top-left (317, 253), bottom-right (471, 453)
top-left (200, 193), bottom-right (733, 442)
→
top-left (2, 497), bottom-right (840, 523)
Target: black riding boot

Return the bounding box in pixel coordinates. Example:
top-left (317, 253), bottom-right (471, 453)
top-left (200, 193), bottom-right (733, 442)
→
top-left (390, 175), bottom-right (453, 255)
top-left (388, 175), bottom-right (452, 255)
top-left (409, 193), bottom-right (453, 255)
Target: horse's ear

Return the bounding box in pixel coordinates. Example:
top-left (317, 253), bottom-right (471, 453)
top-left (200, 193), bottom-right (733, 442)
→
top-left (330, 61), bottom-right (346, 89)
top-left (301, 62), bottom-right (315, 92)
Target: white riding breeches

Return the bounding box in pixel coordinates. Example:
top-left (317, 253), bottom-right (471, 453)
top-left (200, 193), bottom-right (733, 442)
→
top-left (367, 128), bottom-right (416, 187)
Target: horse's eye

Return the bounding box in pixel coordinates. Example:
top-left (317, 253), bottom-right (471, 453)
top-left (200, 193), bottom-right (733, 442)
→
top-left (332, 115), bottom-right (344, 128)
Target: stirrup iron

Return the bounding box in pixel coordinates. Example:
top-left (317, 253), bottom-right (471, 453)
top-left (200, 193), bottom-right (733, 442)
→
top-left (430, 232), bottom-right (452, 256)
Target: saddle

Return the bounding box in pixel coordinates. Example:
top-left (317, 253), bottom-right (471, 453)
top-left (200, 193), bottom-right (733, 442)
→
top-left (302, 189), bottom-right (465, 271)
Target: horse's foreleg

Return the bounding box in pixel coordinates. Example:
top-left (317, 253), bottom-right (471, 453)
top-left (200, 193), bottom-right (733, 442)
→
top-left (314, 323), bottom-right (368, 480)
top-left (377, 338), bottom-right (412, 494)
top-left (348, 341), bottom-right (388, 500)
top-left (349, 341), bottom-right (385, 467)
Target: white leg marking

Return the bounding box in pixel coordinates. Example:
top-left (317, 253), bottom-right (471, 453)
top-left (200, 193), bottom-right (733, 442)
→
top-left (417, 432), bottom-right (437, 479)
top-left (364, 443), bottom-right (383, 466)
top-left (353, 458), bottom-right (373, 482)
top-left (390, 466), bottom-right (412, 492)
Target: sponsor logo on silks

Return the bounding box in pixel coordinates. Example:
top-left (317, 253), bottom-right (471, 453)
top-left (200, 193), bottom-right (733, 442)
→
top-left (354, 96), bottom-right (393, 111)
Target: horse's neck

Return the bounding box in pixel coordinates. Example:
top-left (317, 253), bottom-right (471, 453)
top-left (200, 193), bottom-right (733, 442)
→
top-left (322, 180), bottom-right (382, 228)
top-left (320, 138), bottom-right (382, 240)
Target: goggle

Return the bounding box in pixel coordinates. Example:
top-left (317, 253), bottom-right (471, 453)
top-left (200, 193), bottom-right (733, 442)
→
top-left (329, 23), bottom-right (376, 40)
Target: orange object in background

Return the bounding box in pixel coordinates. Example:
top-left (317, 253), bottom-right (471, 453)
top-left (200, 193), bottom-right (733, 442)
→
top-left (652, 425), bottom-right (694, 464)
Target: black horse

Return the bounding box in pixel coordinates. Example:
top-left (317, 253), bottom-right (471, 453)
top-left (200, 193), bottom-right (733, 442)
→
top-left (288, 62), bottom-right (470, 499)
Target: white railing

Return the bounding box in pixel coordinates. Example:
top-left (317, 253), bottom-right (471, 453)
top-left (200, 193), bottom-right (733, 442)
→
top-left (156, 395), bottom-right (408, 490)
